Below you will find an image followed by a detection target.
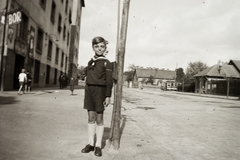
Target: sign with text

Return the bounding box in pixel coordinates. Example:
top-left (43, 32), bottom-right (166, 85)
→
top-left (29, 26), bottom-right (35, 59)
top-left (8, 11), bottom-right (22, 26)
top-left (14, 38), bottom-right (28, 57)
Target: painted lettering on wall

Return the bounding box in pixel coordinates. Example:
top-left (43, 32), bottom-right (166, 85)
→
top-left (9, 11), bottom-right (22, 26)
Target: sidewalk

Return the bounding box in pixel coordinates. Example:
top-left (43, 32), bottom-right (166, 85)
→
top-left (1, 84), bottom-right (238, 101)
top-left (139, 87), bottom-right (240, 101)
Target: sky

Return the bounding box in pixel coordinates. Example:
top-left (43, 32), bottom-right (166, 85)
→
top-left (78, 0), bottom-right (240, 72)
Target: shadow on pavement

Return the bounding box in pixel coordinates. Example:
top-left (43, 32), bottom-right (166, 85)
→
top-left (70, 93), bottom-right (78, 96)
top-left (102, 127), bottom-right (111, 148)
top-left (0, 95), bottom-right (19, 105)
top-left (120, 115), bottom-right (127, 140)
top-left (101, 115), bottom-right (127, 148)
top-left (221, 106), bottom-right (240, 108)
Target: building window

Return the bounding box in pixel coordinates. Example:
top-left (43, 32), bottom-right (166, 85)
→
top-left (58, 14), bottom-right (62, 33)
top-left (77, 16), bottom-right (80, 27)
top-left (75, 49), bottom-right (78, 58)
top-left (51, 1), bottom-right (56, 23)
top-left (36, 28), bottom-right (43, 53)
top-left (16, 12), bottom-right (28, 41)
top-left (68, 10), bottom-right (72, 24)
top-left (67, 32), bottom-right (69, 45)
top-left (61, 52), bottom-right (64, 67)
top-left (63, 25), bottom-right (66, 40)
top-left (55, 47), bottom-right (59, 64)
top-left (65, 57), bottom-right (68, 71)
top-left (47, 40), bottom-right (53, 60)
top-left (77, 33), bottom-right (79, 42)
top-left (65, 0), bottom-right (68, 14)
top-left (39, 0), bottom-right (46, 10)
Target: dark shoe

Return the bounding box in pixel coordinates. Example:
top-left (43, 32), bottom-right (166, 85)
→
top-left (81, 144), bottom-right (94, 153)
top-left (94, 147), bottom-right (102, 157)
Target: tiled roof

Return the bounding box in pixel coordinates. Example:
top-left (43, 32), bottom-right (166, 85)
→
top-left (194, 64), bottom-right (240, 78)
top-left (229, 60), bottom-right (240, 72)
top-left (135, 68), bottom-right (176, 79)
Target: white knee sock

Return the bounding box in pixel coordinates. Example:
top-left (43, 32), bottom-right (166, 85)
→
top-left (88, 123), bottom-right (96, 146)
top-left (96, 125), bottom-right (104, 148)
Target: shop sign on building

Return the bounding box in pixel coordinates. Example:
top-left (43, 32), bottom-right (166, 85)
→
top-left (29, 27), bottom-right (35, 59)
top-left (14, 38), bottom-right (28, 57)
top-left (8, 11), bottom-right (21, 26)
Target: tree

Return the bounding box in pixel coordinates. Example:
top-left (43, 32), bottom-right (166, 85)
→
top-left (125, 64), bottom-right (138, 82)
top-left (128, 64), bottom-right (138, 71)
top-left (182, 61), bottom-right (208, 92)
top-left (125, 71), bottom-right (134, 82)
top-left (147, 75), bottom-right (154, 85)
top-left (185, 61), bottom-right (208, 78)
top-left (176, 68), bottom-right (185, 83)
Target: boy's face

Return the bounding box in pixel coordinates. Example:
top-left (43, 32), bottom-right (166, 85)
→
top-left (93, 42), bottom-right (106, 56)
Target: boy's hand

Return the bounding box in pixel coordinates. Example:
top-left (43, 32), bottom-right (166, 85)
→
top-left (103, 97), bottom-right (110, 107)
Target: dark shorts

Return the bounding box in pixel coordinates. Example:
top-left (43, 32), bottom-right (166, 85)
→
top-left (84, 85), bottom-right (106, 112)
top-left (19, 82), bottom-right (24, 86)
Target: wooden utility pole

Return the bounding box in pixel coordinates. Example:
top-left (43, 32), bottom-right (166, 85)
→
top-left (109, 0), bottom-right (121, 142)
top-left (109, 0), bottom-right (131, 150)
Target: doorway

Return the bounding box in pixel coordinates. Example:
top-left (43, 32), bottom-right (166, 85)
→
top-left (34, 60), bottom-right (40, 84)
top-left (46, 65), bottom-right (50, 84)
top-left (13, 54), bottom-right (25, 89)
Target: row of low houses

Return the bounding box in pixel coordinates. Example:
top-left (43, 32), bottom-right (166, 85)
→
top-left (194, 60), bottom-right (240, 97)
top-left (129, 60), bottom-right (240, 97)
top-left (0, 0), bottom-right (85, 91)
top-left (131, 67), bottom-right (178, 90)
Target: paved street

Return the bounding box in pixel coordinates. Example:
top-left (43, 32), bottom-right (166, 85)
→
top-left (122, 88), bottom-right (240, 160)
top-left (0, 86), bottom-right (240, 160)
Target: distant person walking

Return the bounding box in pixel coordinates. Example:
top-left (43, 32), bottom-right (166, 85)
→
top-left (59, 74), bottom-right (63, 89)
top-left (69, 77), bottom-right (76, 95)
top-left (18, 69), bottom-right (27, 95)
top-left (26, 72), bottom-right (32, 92)
top-left (63, 74), bottom-right (69, 88)
top-left (81, 36), bottom-right (113, 157)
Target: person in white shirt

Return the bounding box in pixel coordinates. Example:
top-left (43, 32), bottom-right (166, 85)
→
top-left (18, 69), bottom-right (27, 95)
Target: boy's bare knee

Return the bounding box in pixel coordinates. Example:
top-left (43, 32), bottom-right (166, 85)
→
top-left (88, 111), bottom-right (96, 123)
top-left (88, 116), bottom-right (96, 123)
top-left (96, 121), bottom-right (103, 126)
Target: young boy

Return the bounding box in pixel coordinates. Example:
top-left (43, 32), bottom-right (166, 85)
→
top-left (81, 36), bottom-right (113, 157)
top-left (18, 69), bottom-right (27, 95)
